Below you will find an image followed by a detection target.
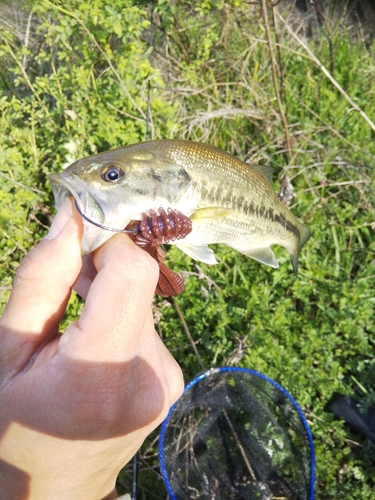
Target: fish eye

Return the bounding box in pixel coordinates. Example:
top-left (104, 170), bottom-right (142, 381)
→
top-left (101, 164), bottom-right (125, 182)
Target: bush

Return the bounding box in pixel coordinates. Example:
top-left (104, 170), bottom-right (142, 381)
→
top-left (1, 0), bottom-right (374, 497)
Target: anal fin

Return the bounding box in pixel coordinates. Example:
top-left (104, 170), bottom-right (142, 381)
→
top-left (232, 245), bottom-right (279, 268)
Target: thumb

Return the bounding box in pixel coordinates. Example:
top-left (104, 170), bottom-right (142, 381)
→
top-left (0, 199), bottom-right (83, 364)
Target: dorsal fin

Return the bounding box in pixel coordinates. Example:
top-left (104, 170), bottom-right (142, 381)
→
top-left (251, 164), bottom-right (274, 185)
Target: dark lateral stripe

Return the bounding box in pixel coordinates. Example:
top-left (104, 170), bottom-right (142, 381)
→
top-left (243, 201), bottom-right (300, 238)
top-left (201, 186), bottom-right (301, 239)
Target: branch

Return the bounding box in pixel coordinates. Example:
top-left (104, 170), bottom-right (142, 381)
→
top-left (261, 0), bottom-right (292, 161)
top-left (43, 0), bottom-right (146, 121)
top-left (0, 171), bottom-right (45, 195)
top-left (276, 10), bottom-right (375, 134)
top-left (172, 297), bottom-right (206, 371)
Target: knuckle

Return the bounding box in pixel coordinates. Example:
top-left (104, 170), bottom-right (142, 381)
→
top-left (166, 361), bottom-right (185, 406)
top-left (13, 246), bottom-right (44, 289)
top-left (130, 247), bottom-right (159, 281)
top-left (105, 242), bottom-right (160, 291)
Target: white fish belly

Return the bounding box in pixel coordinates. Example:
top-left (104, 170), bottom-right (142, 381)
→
top-left (182, 213), bottom-right (289, 251)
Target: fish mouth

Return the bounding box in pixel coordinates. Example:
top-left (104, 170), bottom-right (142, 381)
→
top-left (48, 174), bottom-right (105, 225)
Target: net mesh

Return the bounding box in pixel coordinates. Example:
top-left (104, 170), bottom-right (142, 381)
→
top-left (159, 368), bottom-right (314, 500)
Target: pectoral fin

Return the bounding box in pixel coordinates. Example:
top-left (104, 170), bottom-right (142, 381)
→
top-left (175, 242), bottom-right (218, 265)
top-left (231, 245), bottom-right (279, 268)
top-left (190, 207), bottom-right (234, 223)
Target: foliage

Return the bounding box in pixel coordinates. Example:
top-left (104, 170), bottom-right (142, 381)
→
top-left (1, 0), bottom-right (375, 498)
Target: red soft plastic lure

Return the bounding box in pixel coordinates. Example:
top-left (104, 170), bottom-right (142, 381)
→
top-left (127, 208), bottom-right (192, 298)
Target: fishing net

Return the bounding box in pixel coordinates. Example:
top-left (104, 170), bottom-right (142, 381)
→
top-left (159, 367), bottom-right (315, 500)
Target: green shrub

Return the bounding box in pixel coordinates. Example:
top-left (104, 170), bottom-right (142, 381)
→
top-left (1, 0), bottom-right (374, 497)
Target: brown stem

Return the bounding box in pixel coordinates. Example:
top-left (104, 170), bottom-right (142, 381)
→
top-left (172, 297), bottom-right (206, 371)
top-left (260, 0), bottom-right (292, 162)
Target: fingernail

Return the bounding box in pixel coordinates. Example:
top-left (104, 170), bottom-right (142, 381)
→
top-left (45, 198), bottom-right (73, 240)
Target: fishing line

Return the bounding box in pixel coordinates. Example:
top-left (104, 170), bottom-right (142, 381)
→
top-left (145, 3), bottom-right (154, 142)
top-left (131, 4), bottom-right (155, 500)
top-left (74, 200), bottom-right (136, 233)
top-left (74, 1), bottom-right (155, 239)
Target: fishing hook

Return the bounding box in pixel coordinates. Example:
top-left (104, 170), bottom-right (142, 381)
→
top-left (74, 200), bottom-right (136, 233)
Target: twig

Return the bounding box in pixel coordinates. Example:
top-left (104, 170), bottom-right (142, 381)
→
top-left (310, 0), bottom-right (334, 74)
top-left (171, 297), bottom-right (206, 371)
top-left (345, 438), bottom-right (363, 447)
top-left (271, 7), bottom-right (287, 112)
top-left (286, 83), bottom-right (375, 162)
top-left (106, 102), bottom-right (147, 124)
top-left (22, 10), bottom-right (33, 69)
top-left (2, 38), bottom-right (39, 98)
top-left (43, 0), bottom-right (146, 121)
top-left (276, 10), bottom-right (375, 134)
top-left (222, 408), bottom-right (258, 483)
top-left (301, 179), bottom-right (371, 193)
top-left (0, 171), bottom-right (45, 195)
top-left (261, 0), bottom-right (292, 161)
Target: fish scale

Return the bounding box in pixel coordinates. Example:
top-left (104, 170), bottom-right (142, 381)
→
top-left (164, 142), bottom-right (306, 263)
top-left (49, 139), bottom-right (310, 271)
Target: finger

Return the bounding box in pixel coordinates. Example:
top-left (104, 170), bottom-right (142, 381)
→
top-left (73, 254), bottom-right (96, 299)
top-left (59, 234), bottom-right (159, 363)
top-left (156, 335), bottom-right (185, 405)
top-left (0, 199), bottom-right (82, 359)
top-left (140, 329), bottom-right (185, 407)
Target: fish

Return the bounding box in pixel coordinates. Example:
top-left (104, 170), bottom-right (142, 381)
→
top-left (49, 139), bottom-right (310, 271)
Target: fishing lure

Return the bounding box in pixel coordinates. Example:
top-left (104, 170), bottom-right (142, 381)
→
top-left (75, 201), bottom-right (191, 297)
top-left (126, 208), bottom-right (192, 297)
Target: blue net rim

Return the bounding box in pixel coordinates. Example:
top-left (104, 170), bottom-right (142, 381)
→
top-left (159, 366), bottom-right (315, 500)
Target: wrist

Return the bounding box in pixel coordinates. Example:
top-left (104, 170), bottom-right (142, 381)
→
top-left (0, 451), bottom-right (117, 500)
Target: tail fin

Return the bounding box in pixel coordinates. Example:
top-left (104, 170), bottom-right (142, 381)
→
top-left (290, 222), bottom-right (311, 273)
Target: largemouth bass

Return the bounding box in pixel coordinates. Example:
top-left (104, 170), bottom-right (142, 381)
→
top-left (49, 140), bottom-right (310, 271)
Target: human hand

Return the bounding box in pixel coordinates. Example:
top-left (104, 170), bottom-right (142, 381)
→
top-left (0, 199), bottom-right (184, 500)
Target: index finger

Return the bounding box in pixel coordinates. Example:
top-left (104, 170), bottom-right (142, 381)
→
top-left (58, 234), bottom-right (160, 363)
